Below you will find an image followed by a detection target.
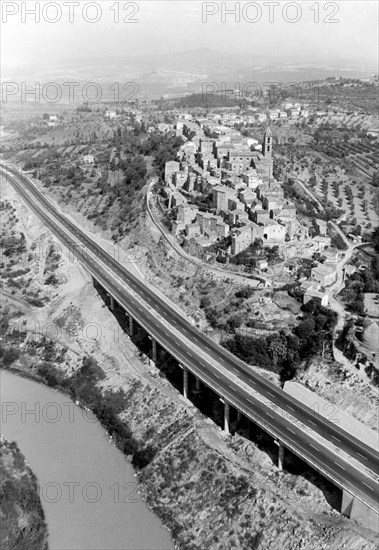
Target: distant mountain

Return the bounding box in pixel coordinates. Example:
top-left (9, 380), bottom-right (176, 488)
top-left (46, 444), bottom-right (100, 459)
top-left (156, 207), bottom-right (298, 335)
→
top-left (3, 48), bottom-right (376, 99)
top-left (62, 48), bottom-right (257, 74)
top-left (232, 63), bottom-right (376, 85)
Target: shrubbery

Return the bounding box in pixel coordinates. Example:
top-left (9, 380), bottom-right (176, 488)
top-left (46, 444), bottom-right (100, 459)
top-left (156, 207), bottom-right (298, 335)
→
top-left (0, 439), bottom-right (48, 550)
top-left (331, 233), bottom-right (348, 250)
top-left (132, 444), bottom-right (157, 469)
top-left (221, 298), bottom-right (337, 382)
top-left (0, 346), bottom-right (20, 366)
top-left (28, 356), bottom-right (157, 466)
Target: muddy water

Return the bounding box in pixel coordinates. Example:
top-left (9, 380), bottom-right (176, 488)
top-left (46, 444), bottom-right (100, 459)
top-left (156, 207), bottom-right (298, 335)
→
top-left (0, 370), bottom-right (174, 550)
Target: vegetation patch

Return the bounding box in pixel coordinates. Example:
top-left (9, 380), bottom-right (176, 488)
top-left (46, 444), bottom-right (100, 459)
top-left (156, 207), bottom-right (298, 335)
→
top-left (0, 438), bottom-right (49, 550)
top-left (221, 298), bottom-right (337, 383)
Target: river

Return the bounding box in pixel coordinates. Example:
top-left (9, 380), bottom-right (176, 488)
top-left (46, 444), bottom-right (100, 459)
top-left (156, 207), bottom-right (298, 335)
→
top-left (0, 370), bottom-right (174, 550)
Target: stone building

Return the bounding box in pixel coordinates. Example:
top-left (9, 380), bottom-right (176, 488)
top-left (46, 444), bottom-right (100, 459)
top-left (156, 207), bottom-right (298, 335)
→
top-left (176, 204), bottom-right (199, 225)
top-left (165, 161), bottom-right (180, 184)
top-left (231, 225), bottom-right (253, 255)
top-left (311, 265), bottom-right (337, 287)
top-left (251, 220), bottom-right (286, 242)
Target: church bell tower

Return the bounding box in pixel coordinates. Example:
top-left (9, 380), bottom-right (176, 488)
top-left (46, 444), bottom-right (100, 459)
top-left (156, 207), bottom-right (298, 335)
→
top-left (262, 126), bottom-right (272, 157)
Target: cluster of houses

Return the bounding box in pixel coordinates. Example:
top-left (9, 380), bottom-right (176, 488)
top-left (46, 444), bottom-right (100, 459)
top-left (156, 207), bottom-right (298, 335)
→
top-left (300, 250), bottom-right (345, 306)
top-left (163, 115), bottom-right (313, 260)
top-left (42, 113), bottom-right (60, 127)
top-left (268, 102), bottom-right (310, 120)
top-left (173, 102), bottom-right (310, 128)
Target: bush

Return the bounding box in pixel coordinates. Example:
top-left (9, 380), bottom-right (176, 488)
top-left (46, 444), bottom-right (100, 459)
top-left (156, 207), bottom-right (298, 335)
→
top-left (45, 274), bottom-right (59, 285)
top-left (0, 347), bottom-right (20, 366)
top-left (79, 356), bottom-right (105, 381)
top-left (26, 297), bottom-right (45, 307)
top-left (296, 317), bottom-right (316, 340)
top-left (132, 445), bottom-right (157, 469)
top-left (37, 363), bottom-right (60, 386)
top-left (235, 287), bottom-right (255, 299)
top-left (222, 298), bottom-right (336, 381)
top-left (200, 296), bottom-right (212, 309)
top-left (331, 233), bottom-right (348, 250)
top-left (226, 314), bottom-right (244, 331)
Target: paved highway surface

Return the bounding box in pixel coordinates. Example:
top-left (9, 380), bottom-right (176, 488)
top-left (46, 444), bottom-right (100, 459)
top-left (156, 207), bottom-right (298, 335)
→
top-left (2, 164), bottom-right (378, 514)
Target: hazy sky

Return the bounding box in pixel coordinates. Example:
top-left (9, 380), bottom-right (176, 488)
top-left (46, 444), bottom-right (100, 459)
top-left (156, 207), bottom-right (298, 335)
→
top-left (1, 1), bottom-right (378, 71)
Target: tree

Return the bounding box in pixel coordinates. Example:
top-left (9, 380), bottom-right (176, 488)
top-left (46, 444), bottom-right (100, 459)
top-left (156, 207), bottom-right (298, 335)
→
top-left (296, 317), bottom-right (316, 340)
top-left (331, 234), bottom-right (348, 250)
top-left (267, 333), bottom-right (288, 366)
top-left (372, 226), bottom-right (379, 253)
top-left (1, 347), bottom-right (20, 366)
top-left (226, 314), bottom-right (244, 331)
top-left (309, 175), bottom-right (317, 187)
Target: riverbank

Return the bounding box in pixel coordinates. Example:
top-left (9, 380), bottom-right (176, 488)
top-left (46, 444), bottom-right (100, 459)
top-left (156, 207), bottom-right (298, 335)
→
top-left (0, 370), bottom-right (173, 550)
top-left (1, 171), bottom-right (379, 548)
top-left (0, 437), bottom-right (49, 550)
top-left (3, 346), bottom-right (379, 549)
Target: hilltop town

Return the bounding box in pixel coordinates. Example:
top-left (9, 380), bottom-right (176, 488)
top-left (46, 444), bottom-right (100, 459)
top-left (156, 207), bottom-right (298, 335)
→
top-left (1, 74), bottom-right (379, 549)
top-left (165, 125), bottom-right (302, 255)
top-left (1, 82), bottom-right (378, 379)
top-left (2, 1), bottom-right (379, 546)
top-left (162, 116), bottom-right (323, 264)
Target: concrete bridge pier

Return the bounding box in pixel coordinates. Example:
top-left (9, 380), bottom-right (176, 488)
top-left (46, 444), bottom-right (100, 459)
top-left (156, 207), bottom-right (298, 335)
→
top-left (129, 316), bottom-right (134, 337)
top-left (195, 377), bottom-right (201, 391)
top-left (342, 490), bottom-right (379, 532)
top-left (224, 401), bottom-right (230, 435)
top-left (341, 489), bottom-right (354, 517)
top-left (151, 339), bottom-right (157, 363)
top-left (182, 366), bottom-right (189, 399)
top-left (237, 410), bottom-right (242, 423)
top-left (277, 440), bottom-right (285, 470)
top-left (110, 296), bottom-right (115, 310)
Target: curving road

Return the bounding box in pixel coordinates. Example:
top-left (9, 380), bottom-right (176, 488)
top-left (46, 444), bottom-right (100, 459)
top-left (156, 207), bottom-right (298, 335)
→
top-left (2, 163), bottom-right (378, 516)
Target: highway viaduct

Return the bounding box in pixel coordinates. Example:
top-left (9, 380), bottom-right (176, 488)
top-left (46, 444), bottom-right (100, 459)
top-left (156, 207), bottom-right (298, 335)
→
top-left (1, 163), bottom-right (378, 533)
top-left (96, 278), bottom-right (379, 532)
